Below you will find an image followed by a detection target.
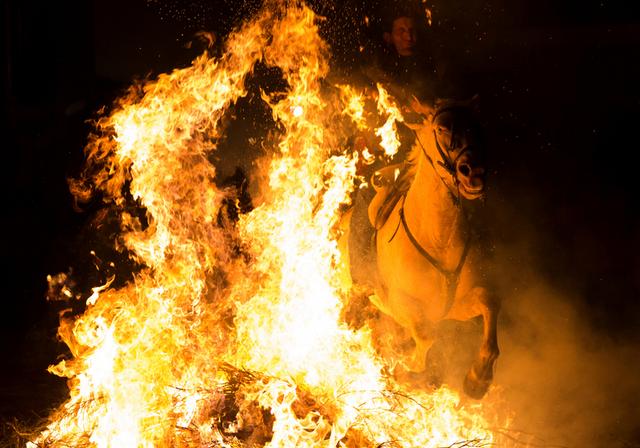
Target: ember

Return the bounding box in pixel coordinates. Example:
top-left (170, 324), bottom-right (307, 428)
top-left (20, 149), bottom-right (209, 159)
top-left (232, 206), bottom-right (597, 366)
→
top-left (28, 2), bottom-right (513, 447)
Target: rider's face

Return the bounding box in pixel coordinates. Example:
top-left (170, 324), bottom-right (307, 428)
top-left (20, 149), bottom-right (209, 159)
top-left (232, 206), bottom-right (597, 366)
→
top-left (386, 17), bottom-right (416, 56)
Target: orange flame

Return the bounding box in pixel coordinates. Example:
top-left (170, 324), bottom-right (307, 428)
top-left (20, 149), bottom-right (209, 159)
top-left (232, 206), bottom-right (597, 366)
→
top-left (337, 84), bottom-right (368, 131)
top-left (375, 83), bottom-right (404, 158)
top-left (31, 3), bottom-right (513, 447)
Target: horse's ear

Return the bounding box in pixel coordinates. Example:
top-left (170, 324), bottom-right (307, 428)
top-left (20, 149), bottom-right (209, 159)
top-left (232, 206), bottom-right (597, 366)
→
top-left (410, 95), bottom-right (434, 119)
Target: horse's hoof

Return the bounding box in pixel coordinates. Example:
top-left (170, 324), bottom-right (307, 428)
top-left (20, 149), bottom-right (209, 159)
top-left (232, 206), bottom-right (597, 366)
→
top-left (463, 369), bottom-right (491, 399)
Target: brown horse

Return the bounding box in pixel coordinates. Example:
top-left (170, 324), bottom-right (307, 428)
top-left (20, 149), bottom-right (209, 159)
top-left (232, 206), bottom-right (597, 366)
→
top-left (346, 99), bottom-right (499, 399)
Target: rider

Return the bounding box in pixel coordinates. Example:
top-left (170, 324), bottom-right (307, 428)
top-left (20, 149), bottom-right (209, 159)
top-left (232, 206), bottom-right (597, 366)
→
top-left (370, 6), bottom-right (439, 105)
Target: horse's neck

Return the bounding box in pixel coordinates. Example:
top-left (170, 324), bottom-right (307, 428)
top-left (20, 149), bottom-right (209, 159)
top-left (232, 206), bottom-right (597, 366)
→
top-left (405, 157), bottom-right (464, 254)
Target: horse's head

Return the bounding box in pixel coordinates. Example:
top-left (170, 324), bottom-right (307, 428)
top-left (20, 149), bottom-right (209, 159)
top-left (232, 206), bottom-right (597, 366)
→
top-left (409, 98), bottom-right (486, 200)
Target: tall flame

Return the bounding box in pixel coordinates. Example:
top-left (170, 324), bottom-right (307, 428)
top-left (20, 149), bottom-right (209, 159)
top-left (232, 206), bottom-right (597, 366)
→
top-left (32, 3), bottom-right (511, 447)
top-left (375, 83), bottom-right (404, 158)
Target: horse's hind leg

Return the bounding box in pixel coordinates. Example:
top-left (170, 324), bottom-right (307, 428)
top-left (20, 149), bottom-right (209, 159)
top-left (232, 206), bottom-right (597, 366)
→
top-left (463, 288), bottom-right (500, 399)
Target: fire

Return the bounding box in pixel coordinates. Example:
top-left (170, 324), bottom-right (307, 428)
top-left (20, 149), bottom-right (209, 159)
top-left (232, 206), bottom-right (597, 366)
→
top-left (337, 84), bottom-right (367, 131)
top-left (375, 83), bottom-right (404, 158)
top-left (29, 2), bottom-right (513, 447)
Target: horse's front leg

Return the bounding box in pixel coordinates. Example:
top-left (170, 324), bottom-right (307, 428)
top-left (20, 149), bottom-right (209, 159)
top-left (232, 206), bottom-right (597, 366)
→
top-left (371, 290), bottom-right (435, 377)
top-left (391, 320), bottom-right (436, 387)
top-left (463, 287), bottom-right (500, 399)
top-left (406, 320), bottom-right (435, 372)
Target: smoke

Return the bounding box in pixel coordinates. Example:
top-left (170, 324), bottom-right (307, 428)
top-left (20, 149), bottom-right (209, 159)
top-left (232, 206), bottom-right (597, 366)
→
top-left (478, 182), bottom-right (640, 447)
top-left (497, 284), bottom-right (640, 447)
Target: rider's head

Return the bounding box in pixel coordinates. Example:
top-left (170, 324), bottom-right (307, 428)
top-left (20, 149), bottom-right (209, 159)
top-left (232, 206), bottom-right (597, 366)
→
top-left (383, 10), bottom-right (417, 57)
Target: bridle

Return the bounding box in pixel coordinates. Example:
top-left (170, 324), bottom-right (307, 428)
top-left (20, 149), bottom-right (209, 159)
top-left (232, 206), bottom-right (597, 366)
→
top-left (416, 106), bottom-right (475, 203)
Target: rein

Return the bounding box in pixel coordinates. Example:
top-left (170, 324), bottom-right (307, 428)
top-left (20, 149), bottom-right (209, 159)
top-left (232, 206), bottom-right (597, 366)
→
top-left (385, 113), bottom-right (474, 317)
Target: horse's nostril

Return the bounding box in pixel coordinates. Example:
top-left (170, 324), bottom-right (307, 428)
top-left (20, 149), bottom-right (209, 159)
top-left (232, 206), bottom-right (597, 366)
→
top-left (458, 163), bottom-right (471, 177)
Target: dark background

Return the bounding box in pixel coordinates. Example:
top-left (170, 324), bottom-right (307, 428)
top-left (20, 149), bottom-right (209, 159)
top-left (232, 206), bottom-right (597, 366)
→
top-left (2, 0), bottom-right (639, 442)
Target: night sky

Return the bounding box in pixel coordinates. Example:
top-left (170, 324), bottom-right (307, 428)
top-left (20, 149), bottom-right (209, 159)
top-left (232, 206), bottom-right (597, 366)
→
top-left (2, 0), bottom-right (639, 445)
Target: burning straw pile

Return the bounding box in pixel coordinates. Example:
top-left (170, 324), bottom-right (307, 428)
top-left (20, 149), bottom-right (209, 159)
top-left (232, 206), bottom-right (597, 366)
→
top-left (21, 2), bottom-right (511, 447)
